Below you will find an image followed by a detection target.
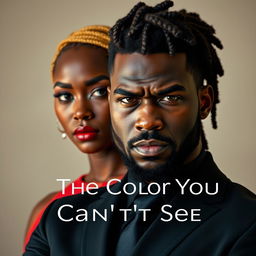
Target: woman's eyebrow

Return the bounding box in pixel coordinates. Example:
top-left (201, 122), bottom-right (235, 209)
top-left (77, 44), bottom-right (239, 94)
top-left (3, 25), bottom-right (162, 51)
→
top-left (53, 81), bottom-right (72, 89)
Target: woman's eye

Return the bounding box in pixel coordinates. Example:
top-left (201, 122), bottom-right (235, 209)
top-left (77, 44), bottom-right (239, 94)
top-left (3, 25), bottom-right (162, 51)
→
top-left (159, 95), bottom-right (183, 105)
top-left (91, 88), bottom-right (107, 97)
top-left (54, 93), bottom-right (73, 103)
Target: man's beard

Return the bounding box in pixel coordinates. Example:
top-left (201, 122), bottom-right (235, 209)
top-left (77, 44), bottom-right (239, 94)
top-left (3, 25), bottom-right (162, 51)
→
top-left (112, 117), bottom-right (202, 183)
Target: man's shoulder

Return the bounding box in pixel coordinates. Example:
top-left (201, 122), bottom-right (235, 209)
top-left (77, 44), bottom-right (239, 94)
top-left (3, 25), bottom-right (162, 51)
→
top-left (203, 152), bottom-right (256, 212)
top-left (215, 181), bottom-right (256, 234)
top-left (49, 185), bottom-right (109, 209)
top-left (224, 181), bottom-right (256, 212)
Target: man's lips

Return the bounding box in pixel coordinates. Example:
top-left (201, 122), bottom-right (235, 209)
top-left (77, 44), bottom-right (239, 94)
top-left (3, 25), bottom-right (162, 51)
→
top-left (73, 126), bottom-right (98, 141)
top-left (132, 139), bottom-right (169, 157)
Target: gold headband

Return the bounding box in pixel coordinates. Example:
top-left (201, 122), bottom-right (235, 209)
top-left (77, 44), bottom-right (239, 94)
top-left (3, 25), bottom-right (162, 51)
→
top-left (51, 25), bottom-right (110, 80)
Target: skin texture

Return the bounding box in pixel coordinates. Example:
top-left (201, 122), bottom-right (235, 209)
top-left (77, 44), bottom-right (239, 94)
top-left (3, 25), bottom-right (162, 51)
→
top-left (52, 46), bottom-right (125, 182)
top-left (24, 46), bottom-right (126, 246)
top-left (53, 46), bottom-right (112, 154)
top-left (109, 52), bottom-right (213, 170)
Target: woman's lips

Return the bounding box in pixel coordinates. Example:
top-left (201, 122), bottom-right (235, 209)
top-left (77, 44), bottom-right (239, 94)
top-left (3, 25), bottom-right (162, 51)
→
top-left (73, 126), bottom-right (98, 142)
top-left (132, 139), bottom-right (169, 157)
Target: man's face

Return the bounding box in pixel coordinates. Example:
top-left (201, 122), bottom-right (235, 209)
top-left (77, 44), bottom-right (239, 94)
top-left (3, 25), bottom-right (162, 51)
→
top-left (109, 52), bottom-right (207, 178)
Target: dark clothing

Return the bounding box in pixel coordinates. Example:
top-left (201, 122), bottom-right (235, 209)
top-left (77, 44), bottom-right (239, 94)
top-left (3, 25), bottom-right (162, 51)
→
top-left (24, 152), bottom-right (256, 255)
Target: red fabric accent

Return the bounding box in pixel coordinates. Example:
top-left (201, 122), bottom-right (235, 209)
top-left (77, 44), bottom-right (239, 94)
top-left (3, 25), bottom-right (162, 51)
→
top-left (23, 175), bottom-right (122, 251)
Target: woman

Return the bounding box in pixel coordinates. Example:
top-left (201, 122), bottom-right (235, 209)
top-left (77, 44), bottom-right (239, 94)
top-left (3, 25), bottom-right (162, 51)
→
top-left (24, 25), bottom-right (126, 249)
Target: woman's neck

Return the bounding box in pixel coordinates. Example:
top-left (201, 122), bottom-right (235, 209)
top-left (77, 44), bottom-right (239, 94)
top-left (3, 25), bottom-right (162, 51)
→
top-left (85, 146), bottom-right (126, 183)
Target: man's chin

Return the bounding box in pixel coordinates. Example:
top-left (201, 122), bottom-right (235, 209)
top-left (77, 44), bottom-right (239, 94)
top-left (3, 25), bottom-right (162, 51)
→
top-left (126, 157), bottom-right (176, 183)
top-left (133, 158), bottom-right (169, 170)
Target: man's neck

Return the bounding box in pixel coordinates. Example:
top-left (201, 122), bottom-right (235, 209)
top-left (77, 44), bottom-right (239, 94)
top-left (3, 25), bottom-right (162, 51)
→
top-left (184, 139), bottom-right (202, 165)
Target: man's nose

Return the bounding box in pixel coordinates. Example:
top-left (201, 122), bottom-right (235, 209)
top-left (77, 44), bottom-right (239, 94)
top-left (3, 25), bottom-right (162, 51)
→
top-left (73, 99), bottom-right (94, 121)
top-left (135, 101), bottom-right (164, 131)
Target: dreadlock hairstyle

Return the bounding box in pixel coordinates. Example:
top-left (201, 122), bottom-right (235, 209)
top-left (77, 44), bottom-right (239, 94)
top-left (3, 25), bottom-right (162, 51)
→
top-left (51, 25), bottom-right (110, 81)
top-left (109, 0), bottom-right (224, 149)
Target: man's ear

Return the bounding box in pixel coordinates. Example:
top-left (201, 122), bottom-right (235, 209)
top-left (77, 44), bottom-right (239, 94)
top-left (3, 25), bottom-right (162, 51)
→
top-left (199, 85), bottom-right (214, 119)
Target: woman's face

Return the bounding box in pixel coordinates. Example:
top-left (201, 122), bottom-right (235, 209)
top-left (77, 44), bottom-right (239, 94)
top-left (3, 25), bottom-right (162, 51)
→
top-left (53, 46), bottom-right (112, 154)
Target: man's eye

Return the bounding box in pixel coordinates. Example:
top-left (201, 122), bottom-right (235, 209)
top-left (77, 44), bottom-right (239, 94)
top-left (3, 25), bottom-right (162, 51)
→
top-left (54, 92), bottom-right (73, 103)
top-left (119, 97), bottom-right (138, 105)
top-left (91, 87), bottom-right (107, 97)
top-left (159, 95), bottom-right (183, 105)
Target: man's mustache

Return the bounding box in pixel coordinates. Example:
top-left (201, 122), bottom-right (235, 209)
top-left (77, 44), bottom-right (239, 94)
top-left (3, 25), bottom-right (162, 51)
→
top-left (127, 131), bottom-right (176, 149)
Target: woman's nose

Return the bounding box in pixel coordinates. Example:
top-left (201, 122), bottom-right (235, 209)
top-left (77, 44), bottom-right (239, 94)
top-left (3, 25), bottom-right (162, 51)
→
top-left (73, 100), bottom-right (94, 121)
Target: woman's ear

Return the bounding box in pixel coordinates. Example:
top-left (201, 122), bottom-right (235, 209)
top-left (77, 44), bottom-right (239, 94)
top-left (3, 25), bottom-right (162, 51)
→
top-left (199, 85), bottom-right (214, 119)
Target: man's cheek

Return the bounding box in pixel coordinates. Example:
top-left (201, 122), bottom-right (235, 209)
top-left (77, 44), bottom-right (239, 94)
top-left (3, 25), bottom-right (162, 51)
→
top-left (112, 118), bottom-right (126, 145)
top-left (110, 109), bottom-right (121, 129)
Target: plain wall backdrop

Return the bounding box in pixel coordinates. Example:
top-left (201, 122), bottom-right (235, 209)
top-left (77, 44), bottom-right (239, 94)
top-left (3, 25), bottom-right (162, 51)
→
top-left (0, 0), bottom-right (255, 254)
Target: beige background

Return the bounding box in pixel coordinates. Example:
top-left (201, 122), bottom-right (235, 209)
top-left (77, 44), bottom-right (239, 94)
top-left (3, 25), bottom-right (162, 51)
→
top-left (0, 0), bottom-right (255, 254)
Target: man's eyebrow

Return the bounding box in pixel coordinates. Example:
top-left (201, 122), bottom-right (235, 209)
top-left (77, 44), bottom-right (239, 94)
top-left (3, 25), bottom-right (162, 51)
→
top-left (53, 82), bottom-right (72, 89)
top-left (157, 84), bottom-right (185, 96)
top-left (85, 75), bottom-right (110, 86)
top-left (113, 88), bottom-right (140, 97)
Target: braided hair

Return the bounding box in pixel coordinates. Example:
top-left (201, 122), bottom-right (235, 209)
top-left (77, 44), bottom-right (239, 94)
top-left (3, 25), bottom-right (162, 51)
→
top-left (51, 25), bottom-right (110, 80)
top-left (109, 0), bottom-right (224, 149)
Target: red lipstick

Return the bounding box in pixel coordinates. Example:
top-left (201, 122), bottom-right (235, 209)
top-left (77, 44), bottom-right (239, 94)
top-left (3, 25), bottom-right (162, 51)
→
top-left (74, 126), bottom-right (98, 142)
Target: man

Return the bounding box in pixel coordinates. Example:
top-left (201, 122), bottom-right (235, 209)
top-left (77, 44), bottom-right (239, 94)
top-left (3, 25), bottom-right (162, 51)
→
top-left (24, 1), bottom-right (256, 255)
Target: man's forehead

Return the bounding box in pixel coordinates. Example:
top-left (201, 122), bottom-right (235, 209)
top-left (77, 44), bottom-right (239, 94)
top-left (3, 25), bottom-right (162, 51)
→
top-left (109, 52), bottom-right (195, 92)
top-left (111, 52), bottom-right (188, 80)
